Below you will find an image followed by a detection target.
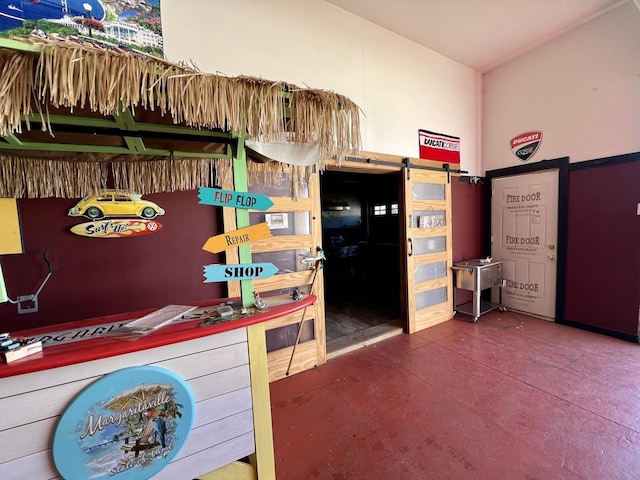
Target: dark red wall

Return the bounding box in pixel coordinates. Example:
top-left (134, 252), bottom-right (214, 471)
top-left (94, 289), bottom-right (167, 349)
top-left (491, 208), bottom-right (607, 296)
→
top-left (452, 178), bottom-right (485, 261)
top-left (451, 178), bottom-right (485, 305)
top-left (1, 177), bottom-right (487, 330)
top-left (0, 190), bottom-right (224, 331)
top-left (564, 159), bottom-right (640, 337)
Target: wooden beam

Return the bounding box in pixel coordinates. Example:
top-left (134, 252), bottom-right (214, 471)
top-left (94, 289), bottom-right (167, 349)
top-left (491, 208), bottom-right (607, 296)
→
top-left (247, 323), bottom-right (276, 480)
top-left (2, 135), bottom-right (23, 146)
top-left (0, 38), bottom-right (41, 53)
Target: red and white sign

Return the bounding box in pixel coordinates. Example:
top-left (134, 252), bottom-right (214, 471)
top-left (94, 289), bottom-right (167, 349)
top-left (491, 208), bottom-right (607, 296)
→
top-left (510, 131), bottom-right (543, 162)
top-left (418, 130), bottom-right (460, 163)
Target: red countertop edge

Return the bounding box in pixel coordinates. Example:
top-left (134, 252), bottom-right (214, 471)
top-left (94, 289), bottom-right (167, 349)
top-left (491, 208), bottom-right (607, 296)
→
top-left (0, 295), bottom-right (316, 378)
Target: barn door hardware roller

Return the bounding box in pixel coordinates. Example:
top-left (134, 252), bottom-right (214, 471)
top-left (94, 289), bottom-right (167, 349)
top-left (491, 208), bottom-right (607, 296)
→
top-left (6, 250), bottom-right (53, 314)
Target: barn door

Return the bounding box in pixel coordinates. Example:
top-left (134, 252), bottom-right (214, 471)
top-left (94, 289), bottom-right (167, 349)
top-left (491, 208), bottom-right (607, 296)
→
top-left (403, 168), bottom-right (454, 333)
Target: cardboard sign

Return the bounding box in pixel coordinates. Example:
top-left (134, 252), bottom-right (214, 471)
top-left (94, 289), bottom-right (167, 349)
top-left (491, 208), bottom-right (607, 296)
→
top-left (198, 187), bottom-right (274, 211)
top-left (202, 222), bottom-right (272, 253)
top-left (418, 129), bottom-right (461, 163)
top-left (70, 219), bottom-right (162, 238)
top-left (203, 262), bottom-right (278, 283)
top-left (0, 198), bottom-right (23, 254)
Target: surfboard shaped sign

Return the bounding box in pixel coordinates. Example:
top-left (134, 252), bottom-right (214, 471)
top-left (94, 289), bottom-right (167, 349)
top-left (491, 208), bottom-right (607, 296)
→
top-left (198, 187), bottom-right (274, 211)
top-left (202, 222), bottom-right (272, 253)
top-left (203, 262), bottom-right (278, 283)
top-left (70, 219), bottom-right (162, 238)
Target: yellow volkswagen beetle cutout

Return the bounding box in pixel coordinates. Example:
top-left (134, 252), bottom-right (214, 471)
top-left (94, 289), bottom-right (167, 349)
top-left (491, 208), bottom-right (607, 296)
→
top-left (68, 190), bottom-right (165, 220)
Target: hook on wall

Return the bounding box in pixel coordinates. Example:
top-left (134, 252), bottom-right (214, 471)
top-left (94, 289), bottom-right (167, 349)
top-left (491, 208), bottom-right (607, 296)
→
top-left (6, 250), bottom-right (54, 314)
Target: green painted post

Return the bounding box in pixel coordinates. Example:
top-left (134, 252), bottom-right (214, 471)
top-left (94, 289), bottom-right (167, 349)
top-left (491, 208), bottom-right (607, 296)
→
top-left (232, 133), bottom-right (255, 308)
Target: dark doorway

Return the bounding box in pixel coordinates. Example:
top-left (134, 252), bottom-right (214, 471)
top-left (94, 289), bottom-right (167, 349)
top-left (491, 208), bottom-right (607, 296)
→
top-left (320, 170), bottom-right (404, 358)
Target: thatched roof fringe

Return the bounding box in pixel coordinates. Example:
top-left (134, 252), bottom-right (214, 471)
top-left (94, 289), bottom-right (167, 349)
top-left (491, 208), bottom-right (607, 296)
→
top-left (0, 38), bottom-right (360, 199)
top-left (0, 155), bottom-right (226, 198)
top-left (1, 39), bottom-right (361, 164)
top-left (0, 153), bottom-right (309, 199)
top-left (246, 161), bottom-right (312, 200)
top-left (0, 49), bottom-right (37, 135)
top-left (0, 155), bottom-right (103, 198)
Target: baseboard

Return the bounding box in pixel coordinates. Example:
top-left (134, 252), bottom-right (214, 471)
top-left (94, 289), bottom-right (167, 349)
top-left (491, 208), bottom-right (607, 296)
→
top-left (559, 319), bottom-right (639, 343)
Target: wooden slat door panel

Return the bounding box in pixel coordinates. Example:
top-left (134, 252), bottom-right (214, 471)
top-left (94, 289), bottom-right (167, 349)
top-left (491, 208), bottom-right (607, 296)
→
top-left (403, 169), bottom-right (454, 333)
top-left (223, 167), bottom-right (325, 381)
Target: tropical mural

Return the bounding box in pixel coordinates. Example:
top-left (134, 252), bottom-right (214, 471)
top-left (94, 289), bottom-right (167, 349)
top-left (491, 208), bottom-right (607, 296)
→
top-left (0, 0), bottom-right (163, 57)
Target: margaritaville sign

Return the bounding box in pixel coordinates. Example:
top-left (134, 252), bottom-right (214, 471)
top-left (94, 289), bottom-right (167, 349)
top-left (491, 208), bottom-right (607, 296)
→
top-left (52, 366), bottom-right (195, 480)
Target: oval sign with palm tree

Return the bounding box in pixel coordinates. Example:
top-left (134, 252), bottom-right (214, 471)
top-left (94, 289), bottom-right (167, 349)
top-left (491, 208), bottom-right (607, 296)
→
top-left (52, 365), bottom-right (195, 480)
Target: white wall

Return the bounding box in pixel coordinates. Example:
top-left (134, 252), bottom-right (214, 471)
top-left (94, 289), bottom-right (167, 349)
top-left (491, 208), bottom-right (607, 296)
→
top-left (482, 1), bottom-right (640, 172)
top-left (161, 0), bottom-right (482, 175)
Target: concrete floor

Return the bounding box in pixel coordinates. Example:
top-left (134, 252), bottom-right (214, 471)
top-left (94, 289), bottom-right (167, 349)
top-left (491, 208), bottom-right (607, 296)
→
top-left (270, 310), bottom-right (640, 480)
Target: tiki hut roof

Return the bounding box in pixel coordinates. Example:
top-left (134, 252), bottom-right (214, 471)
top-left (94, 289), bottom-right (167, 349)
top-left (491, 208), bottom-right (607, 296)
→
top-left (0, 36), bottom-right (361, 198)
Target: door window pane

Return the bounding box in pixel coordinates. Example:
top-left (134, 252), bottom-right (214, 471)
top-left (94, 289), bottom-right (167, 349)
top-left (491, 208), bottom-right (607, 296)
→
top-left (413, 236), bottom-right (446, 255)
top-left (412, 210), bottom-right (446, 228)
top-left (415, 287), bottom-right (447, 310)
top-left (412, 182), bottom-right (445, 201)
top-left (252, 248), bottom-right (312, 273)
top-left (415, 261), bottom-right (447, 282)
top-left (266, 320), bottom-right (315, 351)
top-left (249, 173), bottom-right (309, 198)
top-left (249, 211), bottom-right (310, 236)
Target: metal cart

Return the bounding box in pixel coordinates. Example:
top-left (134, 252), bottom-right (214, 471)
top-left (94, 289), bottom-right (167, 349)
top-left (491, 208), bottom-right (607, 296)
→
top-left (452, 259), bottom-right (505, 322)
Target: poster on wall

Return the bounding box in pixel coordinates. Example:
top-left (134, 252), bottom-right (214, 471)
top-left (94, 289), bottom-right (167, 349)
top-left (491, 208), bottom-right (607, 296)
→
top-left (510, 131), bottom-right (543, 162)
top-left (418, 129), bottom-right (461, 163)
top-left (0, 0), bottom-right (164, 58)
top-left (52, 365), bottom-right (195, 480)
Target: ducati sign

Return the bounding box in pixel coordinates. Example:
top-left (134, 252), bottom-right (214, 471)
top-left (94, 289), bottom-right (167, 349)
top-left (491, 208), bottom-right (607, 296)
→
top-left (510, 131), bottom-right (543, 162)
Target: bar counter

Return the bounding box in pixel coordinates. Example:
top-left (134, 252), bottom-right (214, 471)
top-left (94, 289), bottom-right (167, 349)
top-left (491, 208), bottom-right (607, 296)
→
top-left (0, 295), bottom-right (315, 480)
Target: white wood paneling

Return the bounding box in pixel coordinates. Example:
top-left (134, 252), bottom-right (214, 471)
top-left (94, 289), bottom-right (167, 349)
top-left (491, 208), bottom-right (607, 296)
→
top-left (188, 365), bottom-right (251, 402)
top-left (155, 432), bottom-right (255, 480)
top-left (172, 409), bottom-right (254, 461)
top-left (0, 343), bottom-right (249, 432)
top-left (1, 329), bottom-right (248, 398)
top-left (0, 450), bottom-right (58, 480)
top-left (0, 328), bottom-right (256, 479)
top-left (193, 388), bottom-right (252, 428)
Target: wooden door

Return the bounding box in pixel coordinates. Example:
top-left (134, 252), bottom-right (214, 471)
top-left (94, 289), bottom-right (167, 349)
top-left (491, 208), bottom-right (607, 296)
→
top-left (224, 166), bottom-right (325, 382)
top-left (402, 169), bottom-right (454, 333)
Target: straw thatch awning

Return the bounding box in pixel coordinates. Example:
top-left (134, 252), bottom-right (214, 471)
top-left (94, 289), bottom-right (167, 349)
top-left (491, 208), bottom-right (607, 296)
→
top-left (0, 36), bottom-right (361, 198)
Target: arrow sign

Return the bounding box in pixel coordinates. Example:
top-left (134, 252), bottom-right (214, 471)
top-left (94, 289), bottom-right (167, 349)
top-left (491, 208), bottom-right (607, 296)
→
top-left (203, 262), bottom-right (278, 283)
top-left (203, 222), bottom-right (272, 253)
top-left (198, 187), bottom-right (274, 211)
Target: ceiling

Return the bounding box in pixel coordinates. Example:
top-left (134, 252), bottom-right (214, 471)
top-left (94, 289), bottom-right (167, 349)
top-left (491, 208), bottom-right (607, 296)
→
top-left (325, 0), bottom-right (631, 72)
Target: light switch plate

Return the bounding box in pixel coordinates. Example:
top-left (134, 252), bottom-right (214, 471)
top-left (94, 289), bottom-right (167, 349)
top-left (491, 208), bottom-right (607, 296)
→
top-left (637, 203), bottom-right (640, 215)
